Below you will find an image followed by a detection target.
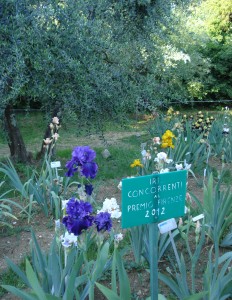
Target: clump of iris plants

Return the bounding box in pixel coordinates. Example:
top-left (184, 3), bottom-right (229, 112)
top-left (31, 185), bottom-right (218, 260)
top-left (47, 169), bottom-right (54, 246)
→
top-left (189, 111), bottom-right (215, 137)
top-left (58, 145), bottom-right (122, 248)
top-left (164, 107), bottom-right (216, 138)
top-left (129, 128), bottom-right (191, 176)
top-left (165, 107), bottom-right (181, 122)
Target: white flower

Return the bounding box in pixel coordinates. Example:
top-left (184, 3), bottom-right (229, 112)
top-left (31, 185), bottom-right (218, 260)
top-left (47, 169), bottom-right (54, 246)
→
top-left (98, 198), bottom-right (122, 219)
top-left (160, 168), bottom-right (169, 173)
top-left (117, 181), bottom-right (122, 190)
top-left (60, 232), bottom-right (77, 248)
top-left (145, 151), bottom-right (151, 160)
top-left (52, 117), bottom-right (59, 125)
top-left (141, 150), bottom-right (147, 157)
top-left (184, 160), bottom-right (191, 170)
top-left (166, 159), bottom-right (173, 164)
top-left (49, 123), bottom-right (54, 130)
top-left (141, 150), bottom-right (151, 161)
top-left (77, 186), bottom-right (87, 200)
top-left (157, 152), bottom-right (167, 161)
top-left (62, 200), bottom-right (69, 210)
top-left (153, 137), bottom-right (160, 144)
top-left (43, 138), bottom-right (52, 145)
top-left (175, 163), bottom-right (183, 171)
top-left (223, 127), bottom-right (229, 133)
top-left (114, 233), bottom-right (123, 242)
top-left (111, 210), bottom-right (122, 219)
top-left (52, 133), bottom-right (59, 141)
top-left (155, 152), bottom-right (168, 162)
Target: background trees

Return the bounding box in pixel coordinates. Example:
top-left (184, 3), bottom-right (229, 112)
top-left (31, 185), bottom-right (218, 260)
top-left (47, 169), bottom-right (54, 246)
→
top-left (201, 0), bottom-right (232, 99)
top-left (0, 0), bottom-right (231, 161)
top-left (180, 0), bottom-right (232, 100)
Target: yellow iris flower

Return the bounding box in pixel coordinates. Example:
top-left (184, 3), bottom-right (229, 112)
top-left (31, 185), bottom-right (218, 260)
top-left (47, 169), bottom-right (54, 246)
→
top-left (161, 130), bottom-right (176, 149)
top-left (130, 159), bottom-right (143, 168)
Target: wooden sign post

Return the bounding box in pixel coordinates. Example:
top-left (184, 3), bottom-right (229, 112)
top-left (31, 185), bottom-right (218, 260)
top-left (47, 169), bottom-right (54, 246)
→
top-left (121, 170), bottom-right (187, 300)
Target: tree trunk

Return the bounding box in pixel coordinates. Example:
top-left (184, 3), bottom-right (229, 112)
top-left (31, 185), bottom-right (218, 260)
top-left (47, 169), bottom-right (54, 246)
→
top-left (4, 105), bottom-right (31, 163)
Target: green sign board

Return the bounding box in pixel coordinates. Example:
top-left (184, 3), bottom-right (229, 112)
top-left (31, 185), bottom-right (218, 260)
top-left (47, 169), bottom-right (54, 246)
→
top-left (121, 170), bottom-right (187, 228)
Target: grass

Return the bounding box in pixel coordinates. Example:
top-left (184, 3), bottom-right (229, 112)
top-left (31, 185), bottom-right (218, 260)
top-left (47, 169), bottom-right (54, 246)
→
top-left (221, 168), bottom-right (232, 184)
top-left (0, 112), bottom-right (46, 145)
top-left (0, 110), bottom-right (149, 154)
top-left (0, 112), bottom-right (151, 201)
top-left (56, 142), bottom-right (142, 181)
top-left (95, 147), bottom-right (139, 180)
top-left (0, 112), bottom-right (150, 173)
top-left (0, 224), bottom-right (31, 238)
top-left (0, 260), bottom-right (26, 297)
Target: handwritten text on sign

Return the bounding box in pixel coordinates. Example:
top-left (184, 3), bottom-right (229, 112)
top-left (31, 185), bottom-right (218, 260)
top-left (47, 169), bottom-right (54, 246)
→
top-left (121, 170), bottom-right (187, 228)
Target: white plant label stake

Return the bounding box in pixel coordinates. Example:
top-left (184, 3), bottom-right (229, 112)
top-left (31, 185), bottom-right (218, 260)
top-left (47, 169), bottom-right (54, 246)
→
top-left (158, 218), bottom-right (177, 234)
top-left (158, 218), bottom-right (181, 267)
top-left (51, 161), bottom-right (61, 177)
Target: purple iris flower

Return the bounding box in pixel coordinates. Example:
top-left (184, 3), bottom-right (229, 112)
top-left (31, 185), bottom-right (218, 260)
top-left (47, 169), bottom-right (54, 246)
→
top-left (62, 198), bottom-right (94, 236)
top-left (80, 162), bottom-right (98, 179)
top-left (85, 184), bottom-right (94, 196)
top-left (63, 215), bottom-right (94, 236)
top-left (65, 146), bottom-right (98, 179)
top-left (94, 212), bottom-right (112, 232)
top-left (65, 160), bottom-right (77, 177)
top-left (66, 198), bottom-right (93, 218)
top-left (72, 146), bottom-right (96, 165)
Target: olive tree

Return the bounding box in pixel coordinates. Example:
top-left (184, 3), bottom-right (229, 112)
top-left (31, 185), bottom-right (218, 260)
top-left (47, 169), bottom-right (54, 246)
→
top-left (0, 0), bottom-right (194, 162)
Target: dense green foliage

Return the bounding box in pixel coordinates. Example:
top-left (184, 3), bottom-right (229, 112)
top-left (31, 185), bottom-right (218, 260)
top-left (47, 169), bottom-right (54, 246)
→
top-left (0, 0), bottom-right (231, 134)
top-left (182, 0), bottom-right (232, 100)
top-left (1, 0), bottom-right (185, 125)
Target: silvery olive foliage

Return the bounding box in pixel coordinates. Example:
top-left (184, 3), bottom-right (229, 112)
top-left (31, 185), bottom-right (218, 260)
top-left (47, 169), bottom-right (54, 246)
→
top-left (0, 0), bottom-right (211, 126)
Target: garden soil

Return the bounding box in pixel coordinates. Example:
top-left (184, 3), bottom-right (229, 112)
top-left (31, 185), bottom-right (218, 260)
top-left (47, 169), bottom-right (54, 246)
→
top-left (0, 131), bottom-right (231, 300)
